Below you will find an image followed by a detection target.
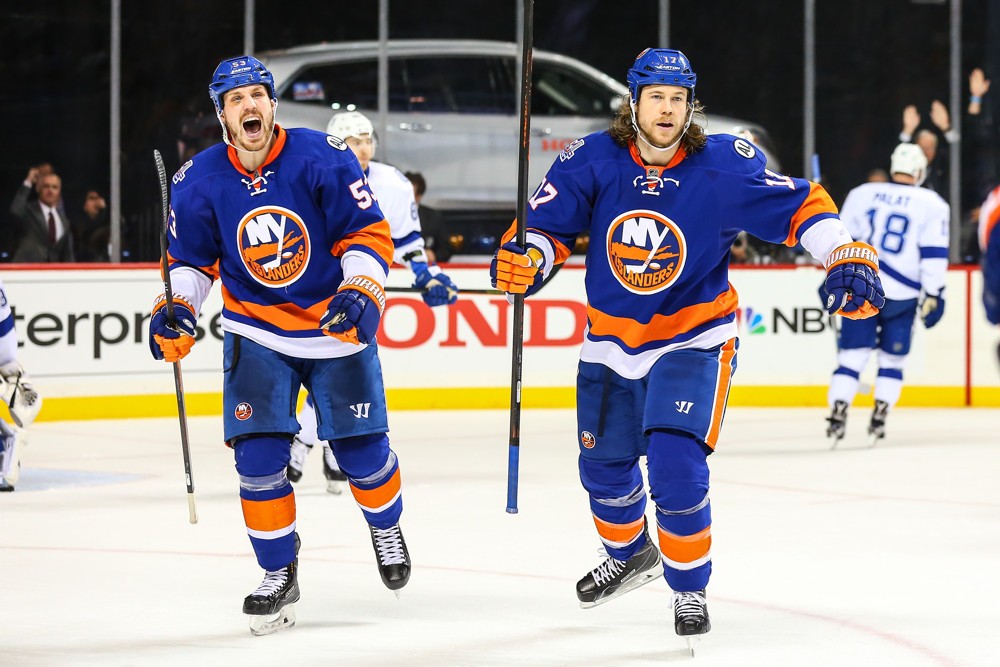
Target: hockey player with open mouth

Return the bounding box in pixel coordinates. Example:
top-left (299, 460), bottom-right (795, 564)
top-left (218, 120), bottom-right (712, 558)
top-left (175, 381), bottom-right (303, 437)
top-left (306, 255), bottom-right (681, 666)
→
top-left (491, 47), bottom-right (886, 654)
top-left (148, 55), bottom-right (410, 636)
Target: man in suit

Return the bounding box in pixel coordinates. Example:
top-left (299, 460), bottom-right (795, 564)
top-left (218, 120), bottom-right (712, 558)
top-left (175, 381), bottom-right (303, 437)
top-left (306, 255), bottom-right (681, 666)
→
top-left (8, 166), bottom-right (75, 262)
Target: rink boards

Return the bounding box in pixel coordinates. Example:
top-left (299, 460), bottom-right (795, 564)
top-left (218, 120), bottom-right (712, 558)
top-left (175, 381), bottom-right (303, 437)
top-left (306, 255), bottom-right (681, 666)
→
top-left (2, 264), bottom-right (997, 421)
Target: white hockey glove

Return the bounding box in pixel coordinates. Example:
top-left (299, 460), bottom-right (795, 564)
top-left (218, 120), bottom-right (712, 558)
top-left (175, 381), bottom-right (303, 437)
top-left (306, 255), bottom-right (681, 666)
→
top-left (1, 361), bottom-right (42, 427)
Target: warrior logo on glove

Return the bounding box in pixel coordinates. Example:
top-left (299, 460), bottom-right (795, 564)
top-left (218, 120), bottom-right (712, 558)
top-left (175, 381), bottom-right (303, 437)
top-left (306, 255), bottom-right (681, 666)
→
top-left (823, 242), bottom-right (886, 320)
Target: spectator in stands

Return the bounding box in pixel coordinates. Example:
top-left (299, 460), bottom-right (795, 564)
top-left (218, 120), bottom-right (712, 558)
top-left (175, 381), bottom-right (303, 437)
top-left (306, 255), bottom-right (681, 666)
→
top-left (8, 165), bottom-right (75, 262)
top-left (899, 101), bottom-right (953, 199)
top-left (404, 171), bottom-right (452, 262)
top-left (74, 190), bottom-right (110, 262)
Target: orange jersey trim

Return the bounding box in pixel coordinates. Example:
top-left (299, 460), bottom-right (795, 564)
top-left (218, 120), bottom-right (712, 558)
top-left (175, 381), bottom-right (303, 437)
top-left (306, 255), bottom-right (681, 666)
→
top-left (227, 125), bottom-right (287, 177)
top-left (784, 182), bottom-right (837, 247)
top-left (330, 218), bottom-right (394, 267)
top-left (628, 141), bottom-right (687, 171)
top-left (222, 284), bottom-right (328, 331)
top-left (705, 338), bottom-right (738, 448)
top-left (350, 468), bottom-right (402, 511)
top-left (657, 525), bottom-right (711, 564)
top-left (241, 492), bottom-right (296, 533)
top-left (587, 285), bottom-right (739, 350)
top-left (593, 515), bottom-right (646, 545)
top-left (165, 253), bottom-right (220, 282)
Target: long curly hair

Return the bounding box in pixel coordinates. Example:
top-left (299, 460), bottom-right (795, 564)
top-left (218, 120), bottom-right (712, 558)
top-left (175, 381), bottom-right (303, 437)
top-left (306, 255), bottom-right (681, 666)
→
top-left (608, 93), bottom-right (708, 154)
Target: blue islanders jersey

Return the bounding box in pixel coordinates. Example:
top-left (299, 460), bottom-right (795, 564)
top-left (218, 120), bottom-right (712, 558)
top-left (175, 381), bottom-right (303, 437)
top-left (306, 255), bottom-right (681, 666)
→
top-left (510, 132), bottom-right (840, 379)
top-left (167, 126), bottom-right (393, 358)
top-left (839, 181), bottom-right (949, 301)
top-left (979, 185), bottom-right (1000, 323)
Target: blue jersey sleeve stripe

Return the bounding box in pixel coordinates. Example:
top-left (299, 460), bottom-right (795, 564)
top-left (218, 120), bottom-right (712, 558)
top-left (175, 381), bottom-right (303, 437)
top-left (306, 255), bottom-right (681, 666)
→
top-left (392, 230), bottom-right (422, 247)
top-left (0, 314), bottom-right (14, 337)
top-left (879, 259), bottom-right (922, 290)
top-left (918, 246), bottom-right (949, 259)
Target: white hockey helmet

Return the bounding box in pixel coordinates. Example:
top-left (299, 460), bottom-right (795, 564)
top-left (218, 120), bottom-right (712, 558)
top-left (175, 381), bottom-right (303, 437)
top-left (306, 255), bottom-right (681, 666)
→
top-left (327, 111), bottom-right (374, 140)
top-left (889, 143), bottom-right (928, 185)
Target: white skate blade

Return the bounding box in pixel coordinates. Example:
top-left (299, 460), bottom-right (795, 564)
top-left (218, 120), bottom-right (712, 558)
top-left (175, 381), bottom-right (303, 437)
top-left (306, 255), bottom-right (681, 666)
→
top-left (325, 479), bottom-right (346, 495)
top-left (685, 635), bottom-right (702, 657)
top-left (248, 604), bottom-right (296, 636)
top-left (578, 564), bottom-right (661, 609)
top-left (867, 433), bottom-right (880, 448)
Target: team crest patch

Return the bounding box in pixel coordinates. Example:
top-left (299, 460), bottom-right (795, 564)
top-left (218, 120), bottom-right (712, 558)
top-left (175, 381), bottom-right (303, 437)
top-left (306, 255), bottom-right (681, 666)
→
top-left (606, 209), bottom-right (687, 294)
top-left (237, 205), bottom-right (311, 288)
top-left (235, 402), bottom-right (253, 420)
top-left (581, 431), bottom-right (596, 449)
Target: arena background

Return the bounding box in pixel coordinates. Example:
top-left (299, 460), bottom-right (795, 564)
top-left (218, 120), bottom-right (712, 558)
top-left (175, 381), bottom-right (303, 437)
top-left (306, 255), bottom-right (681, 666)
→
top-left (3, 0), bottom-right (1000, 261)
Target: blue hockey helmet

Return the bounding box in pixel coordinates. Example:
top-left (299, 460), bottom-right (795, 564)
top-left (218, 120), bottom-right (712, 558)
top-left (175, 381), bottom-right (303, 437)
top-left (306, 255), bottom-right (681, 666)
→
top-left (626, 48), bottom-right (697, 103)
top-left (209, 55), bottom-right (275, 115)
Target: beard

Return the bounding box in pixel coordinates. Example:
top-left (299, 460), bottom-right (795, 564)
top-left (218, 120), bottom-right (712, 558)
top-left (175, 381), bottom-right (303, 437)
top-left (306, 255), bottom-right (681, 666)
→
top-left (225, 110), bottom-right (275, 152)
top-left (638, 111), bottom-right (687, 149)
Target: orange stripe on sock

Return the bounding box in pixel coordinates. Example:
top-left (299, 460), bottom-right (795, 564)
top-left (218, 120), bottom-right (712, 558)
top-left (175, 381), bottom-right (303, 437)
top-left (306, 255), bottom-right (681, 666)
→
top-left (241, 492), bottom-right (296, 533)
top-left (350, 468), bottom-right (401, 511)
top-left (593, 515), bottom-right (645, 545)
top-left (657, 525), bottom-right (712, 564)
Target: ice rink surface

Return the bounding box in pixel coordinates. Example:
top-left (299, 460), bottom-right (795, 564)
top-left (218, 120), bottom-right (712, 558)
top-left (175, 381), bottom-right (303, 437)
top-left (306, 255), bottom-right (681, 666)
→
top-left (2, 407), bottom-right (998, 667)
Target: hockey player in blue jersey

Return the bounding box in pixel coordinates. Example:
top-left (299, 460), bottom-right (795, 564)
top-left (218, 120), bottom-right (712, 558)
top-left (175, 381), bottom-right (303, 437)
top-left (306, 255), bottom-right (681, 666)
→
top-left (147, 55), bottom-right (410, 635)
top-left (0, 278), bottom-right (43, 492)
top-left (825, 143), bottom-right (949, 446)
top-left (490, 47), bottom-right (885, 652)
top-left (979, 183), bottom-right (1000, 338)
top-left (287, 111), bottom-right (459, 492)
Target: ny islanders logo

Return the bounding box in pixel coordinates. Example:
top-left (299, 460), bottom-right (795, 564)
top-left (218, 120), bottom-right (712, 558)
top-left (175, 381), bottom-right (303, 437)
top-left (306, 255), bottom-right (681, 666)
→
top-left (237, 206), bottom-right (310, 287)
top-left (606, 210), bottom-right (686, 294)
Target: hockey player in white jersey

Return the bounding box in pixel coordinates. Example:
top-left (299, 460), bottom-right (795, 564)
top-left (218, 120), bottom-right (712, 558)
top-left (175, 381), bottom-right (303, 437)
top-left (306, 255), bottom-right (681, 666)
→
top-left (287, 111), bottom-right (459, 490)
top-left (825, 143), bottom-right (949, 445)
top-left (0, 278), bottom-right (43, 491)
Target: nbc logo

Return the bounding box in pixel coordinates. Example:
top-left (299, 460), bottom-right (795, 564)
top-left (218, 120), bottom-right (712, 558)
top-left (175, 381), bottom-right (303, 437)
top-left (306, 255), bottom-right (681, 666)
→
top-left (736, 307), bottom-right (766, 335)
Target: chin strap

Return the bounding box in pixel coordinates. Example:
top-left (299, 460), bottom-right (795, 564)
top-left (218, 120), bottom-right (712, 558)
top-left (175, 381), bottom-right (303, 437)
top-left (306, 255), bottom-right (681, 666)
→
top-left (218, 99), bottom-right (278, 155)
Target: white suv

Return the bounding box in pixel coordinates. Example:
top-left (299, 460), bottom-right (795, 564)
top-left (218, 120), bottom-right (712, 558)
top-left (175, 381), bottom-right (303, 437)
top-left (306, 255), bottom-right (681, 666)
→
top-left (261, 39), bottom-right (781, 212)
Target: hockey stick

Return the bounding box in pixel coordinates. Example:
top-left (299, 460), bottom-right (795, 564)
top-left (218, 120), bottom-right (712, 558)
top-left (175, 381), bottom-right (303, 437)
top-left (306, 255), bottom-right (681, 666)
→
top-left (154, 150), bottom-right (198, 525)
top-left (507, 0), bottom-right (534, 515)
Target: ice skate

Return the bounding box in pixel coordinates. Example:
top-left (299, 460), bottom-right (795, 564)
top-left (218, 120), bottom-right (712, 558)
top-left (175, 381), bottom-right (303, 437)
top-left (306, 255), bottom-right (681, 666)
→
top-left (673, 589), bottom-right (710, 656)
top-left (0, 361), bottom-right (42, 428)
top-left (867, 399), bottom-right (888, 447)
top-left (286, 436), bottom-right (311, 483)
top-left (322, 444), bottom-right (347, 495)
top-left (826, 400), bottom-right (848, 449)
top-left (369, 523), bottom-right (410, 595)
top-left (576, 531), bottom-right (662, 608)
top-left (0, 422), bottom-right (23, 492)
top-left (243, 559), bottom-right (300, 636)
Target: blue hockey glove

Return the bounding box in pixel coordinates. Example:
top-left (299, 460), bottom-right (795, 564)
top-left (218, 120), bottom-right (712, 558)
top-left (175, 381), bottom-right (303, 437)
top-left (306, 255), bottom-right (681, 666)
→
top-left (920, 290), bottom-right (945, 328)
top-left (413, 265), bottom-right (459, 307)
top-left (149, 294), bottom-right (197, 362)
top-left (490, 242), bottom-right (544, 297)
top-left (320, 276), bottom-right (386, 345)
top-left (823, 242), bottom-right (885, 320)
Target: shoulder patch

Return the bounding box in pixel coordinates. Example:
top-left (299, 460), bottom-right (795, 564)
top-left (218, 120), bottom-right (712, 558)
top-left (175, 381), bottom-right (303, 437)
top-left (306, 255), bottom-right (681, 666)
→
top-left (172, 159), bottom-right (194, 185)
top-left (326, 135), bottom-right (348, 151)
top-left (559, 138), bottom-right (586, 162)
top-left (733, 138), bottom-right (756, 160)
